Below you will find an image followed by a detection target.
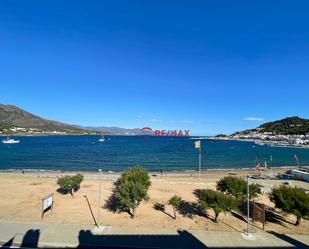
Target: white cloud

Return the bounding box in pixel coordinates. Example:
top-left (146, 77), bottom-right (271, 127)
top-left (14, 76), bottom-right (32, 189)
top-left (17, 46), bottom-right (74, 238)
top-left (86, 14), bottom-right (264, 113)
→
top-left (179, 119), bottom-right (195, 124)
top-left (137, 115), bottom-right (142, 118)
top-left (243, 117), bottom-right (264, 121)
top-left (151, 118), bottom-right (159, 122)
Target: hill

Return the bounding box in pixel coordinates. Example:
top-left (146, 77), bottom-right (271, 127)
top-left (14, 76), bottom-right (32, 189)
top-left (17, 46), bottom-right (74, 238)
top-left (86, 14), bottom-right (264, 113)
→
top-left (81, 126), bottom-right (143, 135)
top-left (0, 104), bottom-right (91, 134)
top-left (226, 117), bottom-right (309, 146)
top-left (232, 116), bottom-right (309, 136)
top-left (258, 116), bottom-right (309, 135)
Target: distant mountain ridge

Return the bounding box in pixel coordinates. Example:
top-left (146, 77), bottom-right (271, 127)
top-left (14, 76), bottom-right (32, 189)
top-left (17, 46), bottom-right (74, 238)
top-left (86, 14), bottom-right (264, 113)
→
top-left (80, 126), bottom-right (142, 135)
top-left (0, 104), bottom-right (141, 135)
top-left (0, 104), bottom-right (89, 133)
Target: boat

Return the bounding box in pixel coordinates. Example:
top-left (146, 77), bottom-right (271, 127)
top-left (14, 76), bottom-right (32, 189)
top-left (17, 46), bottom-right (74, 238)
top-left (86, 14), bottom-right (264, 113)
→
top-left (254, 141), bottom-right (266, 146)
top-left (2, 137), bottom-right (20, 144)
top-left (98, 133), bottom-right (105, 142)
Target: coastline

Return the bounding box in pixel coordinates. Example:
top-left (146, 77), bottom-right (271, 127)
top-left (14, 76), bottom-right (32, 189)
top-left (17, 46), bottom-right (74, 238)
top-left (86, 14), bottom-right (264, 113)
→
top-left (211, 136), bottom-right (309, 149)
top-left (0, 133), bottom-right (103, 137)
top-left (0, 165), bottom-right (300, 178)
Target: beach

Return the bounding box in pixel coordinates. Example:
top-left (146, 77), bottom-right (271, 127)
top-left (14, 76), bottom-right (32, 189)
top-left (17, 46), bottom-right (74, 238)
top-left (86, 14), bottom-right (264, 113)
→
top-left (1, 168), bottom-right (309, 235)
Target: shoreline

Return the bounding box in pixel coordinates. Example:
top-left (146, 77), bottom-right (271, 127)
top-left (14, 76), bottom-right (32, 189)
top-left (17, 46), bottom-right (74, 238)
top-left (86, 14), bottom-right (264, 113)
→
top-left (0, 165), bottom-right (301, 177)
top-left (212, 137), bottom-right (309, 149)
top-left (0, 165), bottom-right (299, 173)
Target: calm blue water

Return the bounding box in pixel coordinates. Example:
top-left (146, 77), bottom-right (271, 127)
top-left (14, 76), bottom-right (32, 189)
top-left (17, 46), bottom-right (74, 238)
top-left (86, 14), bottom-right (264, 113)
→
top-left (0, 135), bottom-right (309, 172)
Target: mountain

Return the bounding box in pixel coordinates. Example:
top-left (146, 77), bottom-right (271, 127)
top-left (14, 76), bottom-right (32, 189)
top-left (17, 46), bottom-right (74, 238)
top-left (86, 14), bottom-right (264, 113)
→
top-left (233, 116), bottom-right (309, 136)
top-left (81, 126), bottom-right (142, 135)
top-left (224, 117), bottom-right (309, 147)
top-left (0, 104), bottom-right (140, 135)
top-left (0, 104), bottom-right (91, 134)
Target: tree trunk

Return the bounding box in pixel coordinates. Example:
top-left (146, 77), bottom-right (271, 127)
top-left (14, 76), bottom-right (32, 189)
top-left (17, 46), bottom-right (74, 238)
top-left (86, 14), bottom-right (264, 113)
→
top-left (214, 211), bottom-right (220, 223)
top-left (70, 189), bottom-right (74, 198)
top-left (295, 216), bottom-right (301, 226)
top-left (173, 207), bottom-right (176, 220)
top-left (131, 208), bottom-right (136, 219)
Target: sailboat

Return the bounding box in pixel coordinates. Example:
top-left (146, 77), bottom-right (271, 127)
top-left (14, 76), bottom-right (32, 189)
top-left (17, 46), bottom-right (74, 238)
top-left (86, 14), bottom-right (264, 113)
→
top-left (2, 136), bottom-right (20, 144)
top-left (98, 133), bottom-right (105, 142)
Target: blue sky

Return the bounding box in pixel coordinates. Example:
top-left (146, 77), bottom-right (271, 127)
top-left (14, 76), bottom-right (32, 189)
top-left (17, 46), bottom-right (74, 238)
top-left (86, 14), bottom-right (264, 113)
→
top-left (0, 1), bottom-right (309, 135)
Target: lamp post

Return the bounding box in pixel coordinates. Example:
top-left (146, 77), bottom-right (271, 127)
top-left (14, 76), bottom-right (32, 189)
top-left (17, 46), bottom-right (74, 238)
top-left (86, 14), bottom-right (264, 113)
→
top-left (247, 175), bottom-right (250, 236)
top-left (194, 140), bottom-right (202, 179)
top-left (199, 145), bottom-right (201, 179)
top-left (295, 154), bottom-right (300, 170)
top-left (270, 155), bottom-right (273, 178)
top-left (98, 169), bottom-right (102, 227)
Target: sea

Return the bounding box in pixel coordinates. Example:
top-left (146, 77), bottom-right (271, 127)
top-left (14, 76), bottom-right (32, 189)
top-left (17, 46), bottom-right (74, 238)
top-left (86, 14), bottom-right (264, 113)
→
top-left (0, 135), bottom-right (309, 172)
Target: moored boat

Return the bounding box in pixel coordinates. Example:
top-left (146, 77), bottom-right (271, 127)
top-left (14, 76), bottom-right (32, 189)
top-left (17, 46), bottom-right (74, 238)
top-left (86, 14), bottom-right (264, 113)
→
top-left (98, 133), bottom-right (105, 142)
top-left (2, 137), bottom-right (20, 144)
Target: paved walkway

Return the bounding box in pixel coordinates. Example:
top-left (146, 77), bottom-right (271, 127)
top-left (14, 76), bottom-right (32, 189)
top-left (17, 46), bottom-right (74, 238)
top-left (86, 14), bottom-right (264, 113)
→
top-left (0, 221), bottom-right (308, 248)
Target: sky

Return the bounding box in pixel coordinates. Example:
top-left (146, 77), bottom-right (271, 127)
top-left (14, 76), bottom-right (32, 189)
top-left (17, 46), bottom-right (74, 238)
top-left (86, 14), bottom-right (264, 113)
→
top-left (0, 1), bottom-right (309, 135)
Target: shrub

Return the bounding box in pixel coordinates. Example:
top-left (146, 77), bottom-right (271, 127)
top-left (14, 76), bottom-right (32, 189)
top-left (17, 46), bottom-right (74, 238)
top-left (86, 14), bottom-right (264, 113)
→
top-left (115, 167), bottom-right (151, 218)
top-left (269, 185), bottom-right (309, 226)
top-left (168, 195), bottom-right (182, 219)
top-left (198, 189), bottom-right (236, 223)
top-left (217, 176), bottom-right (260, 201)
top-left (57, 174), bottom-right (84, 196)
top-left (74, 173), bottom-right (84, 186)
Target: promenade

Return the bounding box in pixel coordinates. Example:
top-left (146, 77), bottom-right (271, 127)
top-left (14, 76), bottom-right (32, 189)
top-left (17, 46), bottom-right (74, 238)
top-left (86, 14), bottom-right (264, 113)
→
top-left (0, 221), bottom-right (308, 248)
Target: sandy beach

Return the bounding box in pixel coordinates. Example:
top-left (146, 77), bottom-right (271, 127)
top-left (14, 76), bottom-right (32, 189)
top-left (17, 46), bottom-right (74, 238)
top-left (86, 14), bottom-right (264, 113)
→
top-left (0, 168), bottom-right (309, 235)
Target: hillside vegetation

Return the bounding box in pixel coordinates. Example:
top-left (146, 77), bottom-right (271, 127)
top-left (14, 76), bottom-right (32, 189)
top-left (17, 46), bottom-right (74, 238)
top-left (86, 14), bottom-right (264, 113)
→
top-left (231, 116), bottom-right (309, 136)
top-left (258, 116), bottom-right (309, 135)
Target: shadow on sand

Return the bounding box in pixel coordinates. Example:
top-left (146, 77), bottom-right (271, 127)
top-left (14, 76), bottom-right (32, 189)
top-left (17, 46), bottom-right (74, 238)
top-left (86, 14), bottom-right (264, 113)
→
top-left (1, 227), bottom-right (309, 249)
top-left (153, 203), bottom-right (174, 219)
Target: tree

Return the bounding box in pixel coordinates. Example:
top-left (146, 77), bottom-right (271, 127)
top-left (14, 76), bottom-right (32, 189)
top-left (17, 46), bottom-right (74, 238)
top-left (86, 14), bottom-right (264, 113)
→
top-left (115, 167), bottom-right (151, 218)
top-left (74, 173), bottom-right (84, 186)
top-left (217, 176), bottom-right (260, 201)
top-left (269, 185), bottom-right (309, 226)
top-left (168, 195), bottom-right (182, 219)
top-left (198, 189), bottom-right (236, 223)
top-left (57, 174), bottom-right (84, 196)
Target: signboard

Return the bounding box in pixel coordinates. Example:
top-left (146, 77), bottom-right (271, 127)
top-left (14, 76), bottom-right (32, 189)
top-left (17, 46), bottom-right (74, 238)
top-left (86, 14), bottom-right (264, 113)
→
top-left (252, 201), bottom-right (266, 230)
top-left (194, 140), bottom-right (201, 149)
top-left (140, 127), bottom-right (190, 136)
top-left (41, 193), bottom-right (54, 218)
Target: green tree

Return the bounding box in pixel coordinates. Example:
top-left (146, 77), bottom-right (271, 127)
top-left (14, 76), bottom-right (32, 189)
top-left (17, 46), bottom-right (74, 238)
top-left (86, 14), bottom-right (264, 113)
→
top-left (168, 195), bottom-right (182, 219)
top-left (198, 189), bottom-right (236, 223)
top-left (217, 176), bottom-right (260, 201)
top-left (269, 185), bottom-right (309, 226)
top-left (115, 167), bottom-right (151, 218)
top-left (57, 174), bottom-right (84, 196)
top-left (74, 173), bottom-right (84, 186)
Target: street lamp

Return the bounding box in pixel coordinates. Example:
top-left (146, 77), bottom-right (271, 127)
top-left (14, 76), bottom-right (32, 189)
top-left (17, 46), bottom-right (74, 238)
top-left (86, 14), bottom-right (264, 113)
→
top-left (98, 169), bottom-right (103, 227)
top-left (247, 175), bottom-right (250, 236)
top-left (194, 140), bottom-right (202, 179)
